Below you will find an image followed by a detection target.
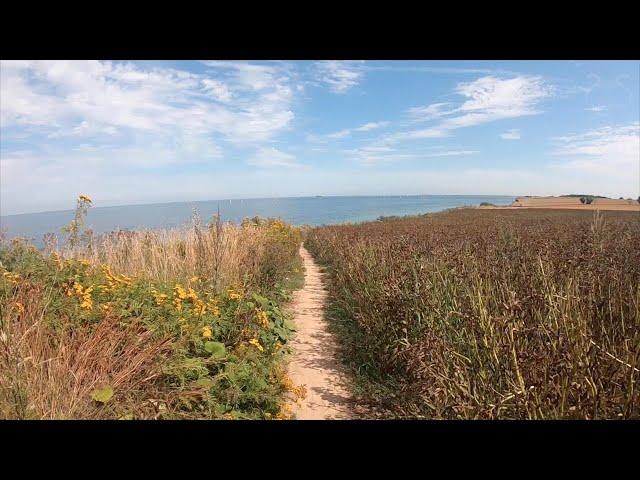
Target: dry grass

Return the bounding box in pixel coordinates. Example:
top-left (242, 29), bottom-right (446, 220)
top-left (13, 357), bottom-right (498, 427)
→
top-left (306, 209), bottom-right (640, 419)
top-left (0, 283), bottom-right (170, 419)
top-left (52, 214), bottom-right (273, 292)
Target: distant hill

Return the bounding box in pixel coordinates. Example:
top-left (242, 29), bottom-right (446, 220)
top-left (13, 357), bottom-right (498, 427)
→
top-left (560, 194), bottom-right (610, 198)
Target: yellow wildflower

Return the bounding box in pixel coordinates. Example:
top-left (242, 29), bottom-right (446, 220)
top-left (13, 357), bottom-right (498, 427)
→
top-left (190, 276), bottom-right (201, 283)
top-left (248, 338), bottom-right (264, 352)
top-left (151, 289), bottom-right (169, 305)
top-left (80, 298), bottom-right (93, 311)
top-left (227, 288), bottom-right (242, 300)
top-left (3, 271), bottom-right (21, 285)
top-left (14, 302), bottom-right (25, 315)
top-left (173, 297), bottom-right (183, 312)
top-left (186, 288), bottom-right (199, 302)
top-left (256, 309), bottom-right (269, 327)
top-left (174, 284), bottom-right (187, 300)
top-left (78, 194), bottom-right (92, 203)
top-left (275, 404), bottom-right (293, 420)
top-left (202, 326), bottom-right (213, 338)
top-left (193, 299), bottom-right (207, 317)
top-left (207, 300), bottom-right (221, 317)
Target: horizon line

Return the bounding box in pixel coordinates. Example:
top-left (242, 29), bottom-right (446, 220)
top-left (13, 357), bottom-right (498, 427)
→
top-left (1, 193), bottom-right (521, 218)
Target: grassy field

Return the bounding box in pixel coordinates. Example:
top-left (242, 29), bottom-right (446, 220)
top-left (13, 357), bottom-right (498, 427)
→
top-left (305, 208), bottom-right (640, 419)
top-left (0, 196), bottom-right (305, 419)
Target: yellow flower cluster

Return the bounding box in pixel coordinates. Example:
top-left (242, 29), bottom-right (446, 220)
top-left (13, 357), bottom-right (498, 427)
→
top-left (100, 264), bottom-right (133, 292)
top-left (227, 288), bottom-right (242, 300)
top-left (202, 326), bottom-right (213, 338)
top-left (256, 309), bottom-right (269, 327)
top-left (151, 288), bottom-right (169, 305)
top-left (281, 373), bottom-right (307, 401)
top-left (173, 284), bottom-right (207, 316)
top-left (274, 403), bottom-right (293, 420)
top-left (268, 219), bottom-right (289, 232)
top-left (101, 303), bottom-right (113, 314)
top-left (67, 281), bottom-right (94, 311)
top-left (78, 194), bottom-right (92, 203)
top-left (206, 298), bottom-right (220, 317)
top-left (248, 338), bottom-right (264, 352)
top-left (2, 271), bottom-right (21, 285)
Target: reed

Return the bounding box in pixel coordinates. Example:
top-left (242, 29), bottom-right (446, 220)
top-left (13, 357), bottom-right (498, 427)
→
top-left (306, 209), bottom-right (640, 419)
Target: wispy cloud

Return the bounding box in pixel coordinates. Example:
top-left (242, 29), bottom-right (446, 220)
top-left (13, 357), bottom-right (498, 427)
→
top-left (307, 122), bottom-right (389, 143)
top-left (247, 147), bottom-right (303, 169)
top-left (315, 61), bottom-right (364, 93)
top-left (585, 105), bottom-right (606, 112)
top-left (500, 129), bottom-right (521, 140)
top-left (390, 75), bottom-right (552, 143)
top-left (551, 123), bottom-right (640, 174)
top-left (347, 145), bottom-right (476, 166)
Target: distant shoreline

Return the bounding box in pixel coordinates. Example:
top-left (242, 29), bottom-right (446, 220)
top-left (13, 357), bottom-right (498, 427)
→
top-left (479, 196), bottom-right (640, 212)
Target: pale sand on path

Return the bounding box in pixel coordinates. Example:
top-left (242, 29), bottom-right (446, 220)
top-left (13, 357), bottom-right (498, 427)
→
top-left (287, 246), bottom-right (353, 420)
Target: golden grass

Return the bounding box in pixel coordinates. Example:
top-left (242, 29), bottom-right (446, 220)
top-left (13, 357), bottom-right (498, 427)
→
top-left (54, 215), bottom-right (273, 292)
top-left (0, 284), bottom-right (170, 419)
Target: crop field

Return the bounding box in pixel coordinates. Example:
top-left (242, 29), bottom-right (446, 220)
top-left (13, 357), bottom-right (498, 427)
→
top-left (0, 196), bottom-right (304, 419)
top-left (305, 208), bottom-right (640, 419)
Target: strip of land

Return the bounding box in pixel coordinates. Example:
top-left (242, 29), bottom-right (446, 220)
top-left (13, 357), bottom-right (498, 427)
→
top-left (480, 196), bottom-right (640, 211)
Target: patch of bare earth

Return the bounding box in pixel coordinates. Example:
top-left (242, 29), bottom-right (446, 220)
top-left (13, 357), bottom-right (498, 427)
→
top-left (480, 196), bottom-right (640, 211)
top-left (286, 246), bottom-right (353, 420)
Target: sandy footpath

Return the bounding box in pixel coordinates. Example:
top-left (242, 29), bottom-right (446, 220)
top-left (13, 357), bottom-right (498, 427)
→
top-left (287, 246), bottom-right (352, 420)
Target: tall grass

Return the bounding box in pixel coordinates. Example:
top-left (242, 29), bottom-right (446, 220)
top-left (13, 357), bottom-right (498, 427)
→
top-left (1, 198), bottom-right (304, 419)
top-left (306, 209), bottom-right (640, 419)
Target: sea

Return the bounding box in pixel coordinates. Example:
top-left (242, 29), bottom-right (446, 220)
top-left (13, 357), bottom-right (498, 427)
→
top-left (1, 195), bottom-right (515, 247)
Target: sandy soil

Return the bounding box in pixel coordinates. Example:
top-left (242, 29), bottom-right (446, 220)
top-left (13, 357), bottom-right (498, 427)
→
top-left (480, 196), bottom-right (640, 211)
top-left (286, 246), bottom-right (353, 420)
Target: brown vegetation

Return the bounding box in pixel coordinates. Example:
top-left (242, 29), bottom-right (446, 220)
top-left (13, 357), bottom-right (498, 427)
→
top-left (305, 209), bottom-right (640, 419)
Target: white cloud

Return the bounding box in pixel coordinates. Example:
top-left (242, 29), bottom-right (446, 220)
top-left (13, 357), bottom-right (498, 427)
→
top-left (346, 145), bottom-right (476, 166)
top-left (407, 103), bottom-right (454, 122)
top-left (585, 105), bottom-right (606, 112)
top-left (247, 147), bottom-right (302, 169)
top-left (315, 61), bottom-right (364, 93)
top-left (551, 123), bottom-right (639, 175)
top-left (317, 121), bottom-right (389, 141)
top-left (500, 129), bottom-right (521, 140)
top-left (424, 150), bottom-right (477, 157)
top-left (355, 121), bottom-right (389, 132)
top-left (394, 76), bottom-right (552, 143)
top-left (1, 60), bottom-right (297, 145)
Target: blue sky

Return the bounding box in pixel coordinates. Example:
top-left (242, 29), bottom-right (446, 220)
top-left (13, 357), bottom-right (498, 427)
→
top-left (1, 60), bottom-right (638, 215)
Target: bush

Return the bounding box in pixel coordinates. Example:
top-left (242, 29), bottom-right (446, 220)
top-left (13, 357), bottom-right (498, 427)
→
top-left (0, 200), bottom-right (304, 419)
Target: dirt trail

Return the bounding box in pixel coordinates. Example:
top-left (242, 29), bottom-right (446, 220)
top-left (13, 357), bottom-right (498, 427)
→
top-left (287, 246), bottom-right (352, 420)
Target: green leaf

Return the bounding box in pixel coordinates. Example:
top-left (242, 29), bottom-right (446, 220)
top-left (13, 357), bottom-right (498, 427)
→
top-left (204, 341), bottom-right (226, 358)
top-left (284, 318), bottom-right (296, 331)
top-left (195, 377), bottom-right (215, 389)
top-left (91, 385), bottom-right (114, 404)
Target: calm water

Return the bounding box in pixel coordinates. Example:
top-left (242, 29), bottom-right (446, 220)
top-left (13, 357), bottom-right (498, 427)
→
top-left (1, 195), bottom-right (514, 247)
